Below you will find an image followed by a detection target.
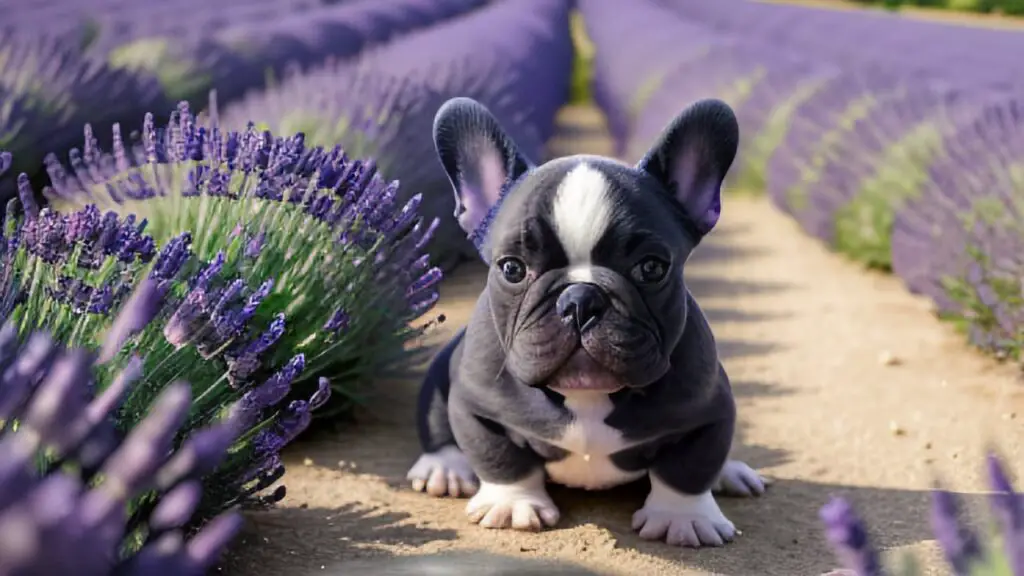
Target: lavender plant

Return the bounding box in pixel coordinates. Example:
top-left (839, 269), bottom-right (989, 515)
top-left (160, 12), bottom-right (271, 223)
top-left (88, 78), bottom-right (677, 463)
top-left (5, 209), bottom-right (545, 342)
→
top-left (821, 453), bottom-right (1022, 576)
top-left (0, 302), bottom-right (244, 574)
top-left (0, 98), bottom-right (438, 542)
top-left (99, 0), bottom-right (487, 106)
top-left (37, 101), bottom-right (443, 419)
top-left (891, 98), bottom-right (1024, 361)
top-left (0, 147), bottom-right (340, 535)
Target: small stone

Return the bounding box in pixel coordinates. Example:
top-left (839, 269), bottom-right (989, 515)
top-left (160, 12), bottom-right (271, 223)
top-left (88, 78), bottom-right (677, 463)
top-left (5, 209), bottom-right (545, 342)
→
top-left (303, 457), bottom-right (314, 466)
top-left (950, 451), bottom-right (959, 460)
top-left (889, 421), bottom-right (905, 436)
top-left (878, 351), bottom-right (901, 366)
top-left (1003, 412), bottom-right (1017, 420)
top-left (924, 442), bottom-right (932, 450)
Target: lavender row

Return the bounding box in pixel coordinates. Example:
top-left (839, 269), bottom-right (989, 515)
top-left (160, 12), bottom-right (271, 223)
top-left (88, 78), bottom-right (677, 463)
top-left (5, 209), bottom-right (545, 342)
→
top-left (581, 0), bottom-right (1024, 363)
top-left (0, 0), bottom-right (324, 49)
top-left (220, 0), bottom-right (574, 269)
top-left (0, 31), bottom-right (172, 185)
top-left (654, 0), bottom-right (1024, 93)
top-left (0, 0), bottom-right (486, 196)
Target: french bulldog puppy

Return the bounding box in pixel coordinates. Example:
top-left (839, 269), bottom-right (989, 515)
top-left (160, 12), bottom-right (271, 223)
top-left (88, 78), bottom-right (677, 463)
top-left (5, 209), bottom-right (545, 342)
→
top-left (406, 97), bottom-right (766, 548)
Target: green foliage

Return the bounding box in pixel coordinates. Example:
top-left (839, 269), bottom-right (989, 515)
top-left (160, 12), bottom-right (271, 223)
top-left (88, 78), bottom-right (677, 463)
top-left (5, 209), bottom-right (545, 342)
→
top-left (734, 76), bottom-right (828, 192)
top-left (847, 0), bottom-right (1024, 15)
top-left (53, 160), bottom-right (430, 418)
top-left (786, 92), bottom-right (879, 213)
top-left (108, 38), bottom-right (210, 102)
top-left (832, 121), bottom-right (944, 270)
top-left (941, 192), bottom-right (1024, 360)
top-left (1, 209), bottom-right (280, 541)
top-left (569, 10), bottom-right (594, 104)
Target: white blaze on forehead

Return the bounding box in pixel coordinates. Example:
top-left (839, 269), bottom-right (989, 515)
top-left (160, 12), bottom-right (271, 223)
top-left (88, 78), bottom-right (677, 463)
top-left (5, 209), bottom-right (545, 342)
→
top-left (551, 163), bottom-right (615, 281)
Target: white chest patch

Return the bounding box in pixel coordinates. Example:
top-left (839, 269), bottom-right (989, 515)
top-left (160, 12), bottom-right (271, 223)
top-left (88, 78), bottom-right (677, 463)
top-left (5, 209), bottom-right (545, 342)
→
top-left (543, 391), bottom-right (646, 490)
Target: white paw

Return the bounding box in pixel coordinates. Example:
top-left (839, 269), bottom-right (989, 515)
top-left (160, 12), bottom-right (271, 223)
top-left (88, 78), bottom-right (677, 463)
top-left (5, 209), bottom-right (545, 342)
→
top-left (712, 459), bottom-right (767, 497)
top-left (632, 475), bottom-right (736, 547)
top-left (407, 445), bottom-right (479, 498)
top-left (465, 470), bottom-right (560, 531)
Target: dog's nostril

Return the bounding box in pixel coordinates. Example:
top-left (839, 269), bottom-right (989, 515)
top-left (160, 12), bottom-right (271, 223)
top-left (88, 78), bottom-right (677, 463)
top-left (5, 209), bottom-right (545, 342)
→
top-left (556, 283), bottom-right (608, 331)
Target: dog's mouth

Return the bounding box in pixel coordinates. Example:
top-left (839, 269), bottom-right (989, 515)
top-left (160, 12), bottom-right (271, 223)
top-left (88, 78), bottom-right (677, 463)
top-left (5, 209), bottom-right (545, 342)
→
top-left (545, 348), bottom-right (625, 393)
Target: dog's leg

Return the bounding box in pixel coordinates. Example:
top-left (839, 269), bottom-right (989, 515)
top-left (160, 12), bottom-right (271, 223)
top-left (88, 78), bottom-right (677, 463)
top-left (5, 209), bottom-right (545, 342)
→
top-left (449, 400), bottom-right (559, 531)
top-left (408, 330), bottom-right (478, 498)
top-left (633, 417), bottom-right (738, 548)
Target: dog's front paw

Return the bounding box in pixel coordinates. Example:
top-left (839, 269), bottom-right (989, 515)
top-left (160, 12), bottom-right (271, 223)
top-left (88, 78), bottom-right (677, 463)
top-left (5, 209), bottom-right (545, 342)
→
top-left (465, 473), bottom-right (559, 531)
top-left (712, 459), bottom-right (768, 497)
top-left (407, 445), bottom-right (479, 498)
top-left (633, 477), bottom-right (736, 547)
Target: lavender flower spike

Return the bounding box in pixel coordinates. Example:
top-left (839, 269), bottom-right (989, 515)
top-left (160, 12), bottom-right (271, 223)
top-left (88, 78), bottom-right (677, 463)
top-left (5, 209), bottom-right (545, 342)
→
top-left (929, 489), bottom-right (982, 576)
top-left (0, 345), bottom-right (242, 575)
top-left (986, 453), bottom-right (1024, 576)
top-left (98, 278), bottom-right (166, 363)
top-left (819, 497), bottom-right (885, 576)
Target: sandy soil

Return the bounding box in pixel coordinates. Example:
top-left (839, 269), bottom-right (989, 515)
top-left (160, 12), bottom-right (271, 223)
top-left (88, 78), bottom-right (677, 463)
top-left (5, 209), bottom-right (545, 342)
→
top-left (217, 106), bottom-right (1024, 576)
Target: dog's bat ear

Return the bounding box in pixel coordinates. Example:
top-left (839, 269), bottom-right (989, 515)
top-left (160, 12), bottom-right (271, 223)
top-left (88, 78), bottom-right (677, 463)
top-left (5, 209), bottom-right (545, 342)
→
top-left (433, 97), bottom-right (533, 236)
top-left (635, 99), bottom-right (739, 239)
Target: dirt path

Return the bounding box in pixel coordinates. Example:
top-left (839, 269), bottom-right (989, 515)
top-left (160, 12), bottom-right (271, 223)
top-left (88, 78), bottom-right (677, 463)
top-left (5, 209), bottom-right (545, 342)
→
top-left (218, 107), bottom-right (1024, 576)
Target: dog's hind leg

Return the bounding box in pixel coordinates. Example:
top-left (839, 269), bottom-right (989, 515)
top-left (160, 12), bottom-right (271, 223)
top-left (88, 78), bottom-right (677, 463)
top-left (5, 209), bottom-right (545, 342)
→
top-left (407, 329), bottom-right (479, 497)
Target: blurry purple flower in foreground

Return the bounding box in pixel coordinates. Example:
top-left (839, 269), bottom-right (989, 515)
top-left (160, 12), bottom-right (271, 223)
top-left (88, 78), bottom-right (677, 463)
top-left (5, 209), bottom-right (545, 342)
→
top-left (821, 452), bottom-right (1023, 576)
top-left (0, 303), bottom-right (242, 575)
top-left (820, 497), bottom-right (884, 576)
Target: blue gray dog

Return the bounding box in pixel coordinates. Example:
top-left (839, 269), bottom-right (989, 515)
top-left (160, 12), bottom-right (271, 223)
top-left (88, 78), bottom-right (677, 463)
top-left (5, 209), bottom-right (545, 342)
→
top-left (407, 97), bottom-right (766, 548)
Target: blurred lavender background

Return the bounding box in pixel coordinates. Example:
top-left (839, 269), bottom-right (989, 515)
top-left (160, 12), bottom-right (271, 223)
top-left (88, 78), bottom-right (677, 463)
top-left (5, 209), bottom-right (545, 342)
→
top-left (3, 0), bottom-right (1024, 573)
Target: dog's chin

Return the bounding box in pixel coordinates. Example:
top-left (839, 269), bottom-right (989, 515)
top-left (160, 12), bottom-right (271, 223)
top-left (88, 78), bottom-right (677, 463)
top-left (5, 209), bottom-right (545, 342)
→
top-left (545, 349), bottom-right (626, 394)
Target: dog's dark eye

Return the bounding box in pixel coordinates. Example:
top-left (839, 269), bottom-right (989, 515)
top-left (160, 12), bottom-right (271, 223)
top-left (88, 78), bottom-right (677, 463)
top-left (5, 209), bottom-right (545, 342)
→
top-left (631, 256), bottom-right (669, 284)
top-left (497, 257), bottom-right (527, 283)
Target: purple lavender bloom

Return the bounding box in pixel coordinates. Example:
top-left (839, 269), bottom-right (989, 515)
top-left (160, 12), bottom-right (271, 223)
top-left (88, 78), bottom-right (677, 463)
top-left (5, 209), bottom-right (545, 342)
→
top-left (821, 454), bottom-right (1024, 575)
top-left (986, 454), bottom-right (1024, 575)
top-left (40, 99), bottom-right (443, 418)
top-left (233, 354), bottom-right (306, 427)
top-left (930, 489), bottom-right (983, 575)
top-left (819, 497), bottom-right (884, 576)
top-left (0, 307), bottom-right (242, 575)
top-left (98, 278), bottom-right (165, 363)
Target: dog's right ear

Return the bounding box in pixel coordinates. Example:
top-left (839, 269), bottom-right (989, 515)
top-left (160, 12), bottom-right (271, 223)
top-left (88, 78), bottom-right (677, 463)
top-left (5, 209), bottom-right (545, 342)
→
top-left (433, 97), bottom-right (533, 235)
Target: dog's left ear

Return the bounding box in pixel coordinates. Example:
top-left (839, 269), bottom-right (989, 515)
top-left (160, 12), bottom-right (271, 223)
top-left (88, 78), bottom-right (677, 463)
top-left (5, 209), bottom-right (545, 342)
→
top-left (433, 97), bottom-right (533, 236)
top-left (635, 99), bottom-right (739, 239)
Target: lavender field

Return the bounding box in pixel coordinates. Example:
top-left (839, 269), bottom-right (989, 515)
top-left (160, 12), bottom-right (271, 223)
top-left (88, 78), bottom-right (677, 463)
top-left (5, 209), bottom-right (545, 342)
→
top-left (1, 0), bottom-right (1024, 574)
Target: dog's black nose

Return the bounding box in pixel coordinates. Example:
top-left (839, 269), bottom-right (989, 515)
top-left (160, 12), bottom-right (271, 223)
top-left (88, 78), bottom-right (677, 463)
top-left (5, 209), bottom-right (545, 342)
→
top-left (556, 283), bottom-right (608, 332)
